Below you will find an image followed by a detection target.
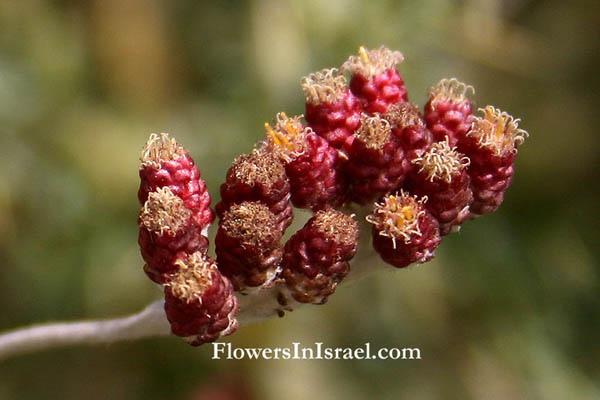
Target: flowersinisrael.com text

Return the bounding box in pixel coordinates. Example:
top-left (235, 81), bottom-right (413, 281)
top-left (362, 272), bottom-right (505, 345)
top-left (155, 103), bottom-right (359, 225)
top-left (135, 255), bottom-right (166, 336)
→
top-left (212, 342), bottom-right (421, 360)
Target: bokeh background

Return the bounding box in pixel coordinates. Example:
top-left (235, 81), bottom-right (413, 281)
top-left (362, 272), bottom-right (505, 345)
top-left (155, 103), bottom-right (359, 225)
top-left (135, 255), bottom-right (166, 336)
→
top-left (0, 0), bottom-right (598, 399)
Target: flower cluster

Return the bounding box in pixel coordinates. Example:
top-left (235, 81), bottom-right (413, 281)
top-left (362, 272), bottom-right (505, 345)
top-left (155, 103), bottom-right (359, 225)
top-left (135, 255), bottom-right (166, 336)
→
top-left (137, 46), bottom-right (528, 346)
top-left (138, 133), bottom-right (238, 345)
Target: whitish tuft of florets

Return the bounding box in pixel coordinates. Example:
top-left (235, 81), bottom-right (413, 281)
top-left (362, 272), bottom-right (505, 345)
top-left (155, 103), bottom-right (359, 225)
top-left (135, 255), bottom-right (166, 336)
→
top-left (140, 132), bottom-right (186, 169)
top-left (139, 187), bottom-right (192, 236)
top-left (428, 78), bottom-right (474, 107)
top-left (367, 191), bottom-right (427, 247)
top-left (342, 46), bottom-right (404, 78)
top-left (467, 106), bottom-right (529, 156)
top-left (412, 139), bottom-right (470, 183)
top-left (302, 68), bottom-right (348, 105)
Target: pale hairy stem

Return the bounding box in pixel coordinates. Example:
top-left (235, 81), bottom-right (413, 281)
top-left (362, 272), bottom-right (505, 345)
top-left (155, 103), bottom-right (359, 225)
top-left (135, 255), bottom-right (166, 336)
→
top-left (0, 300), bottom-right (170, 361)
top-left (0, 223), bottom-right (386, 361)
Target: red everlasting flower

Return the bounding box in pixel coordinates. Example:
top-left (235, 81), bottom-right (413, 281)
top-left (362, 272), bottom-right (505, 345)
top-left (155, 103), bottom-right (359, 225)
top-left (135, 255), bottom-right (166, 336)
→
top-left (138, 133), bottom-right (214, 232)
top-left (163, 252), bottom-right (239, 346)
top-left (263, 113), bottom-right (346, 210)
top-left (383, 102), bottom-right (434, 163)
top-left (367, 191), bottom-right (441, 268)
top-left (406, 140), bottom-right (473, 235)
top-left (282, 209), bottom-right (359, 304)
top-left (302, 68), bottom-right (362, 152)
top-left (458, 106), bottom-right (528, 216)
top-left (215, 201), bottom-right (283, 292)
top-left (345, 114), bottom-right (411, 204)
top-left (216, 150), bottom-right (293, 233)
top-left (342, 46), bottom-right (407, 114)
top-left (127, 46), bottom-right (530, 349)
top-left (138, 187), bottom-right (209, 284)
top-left (424, 78), bottom-right (474, 146)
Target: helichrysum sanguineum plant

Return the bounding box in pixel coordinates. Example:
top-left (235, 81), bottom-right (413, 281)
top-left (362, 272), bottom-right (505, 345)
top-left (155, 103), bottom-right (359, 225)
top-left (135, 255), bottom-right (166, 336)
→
top-left (0, 46), bottom-right (528, 358)
top-left (134, 46), bottom-right (528, 347)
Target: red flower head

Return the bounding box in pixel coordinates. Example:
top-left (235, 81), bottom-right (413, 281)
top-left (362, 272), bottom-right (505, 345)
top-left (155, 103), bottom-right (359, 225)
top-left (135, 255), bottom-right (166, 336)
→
top-left (263, 112), bottom-right (346, 210)
top-left (383, 102), bottom-right (434, 163)
top-left (458, 106), bottom-right (528, 216)
top-left (216, 149), bottom-right (293, 233)
top-left (367, 191), bottom-right (441, 268)
top-left (302, 68), bottom-right (362, 152)
top-left (163, 252), bottom-right (239, 346)
top-left (282, 209), bottom-right (359, 304)
top-left (138, 187), bottom-right (209, 284)
top-left (345, 114), bottom-right (411, 204)
top-left (215, 201), bottom-right (283, 292)
top-left (342, 46), bottom-right (407, 114)
top-left (424, 78), bottom-right (475, 146)
top-left (407, 139), bottom-right (473, 235)
top-left (138, 133), bottom-right (214, 231)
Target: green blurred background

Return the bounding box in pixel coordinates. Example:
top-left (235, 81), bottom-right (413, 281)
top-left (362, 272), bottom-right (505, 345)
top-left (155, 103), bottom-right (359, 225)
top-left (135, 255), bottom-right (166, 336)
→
top-left (0, 0), bottom-right (598, 399)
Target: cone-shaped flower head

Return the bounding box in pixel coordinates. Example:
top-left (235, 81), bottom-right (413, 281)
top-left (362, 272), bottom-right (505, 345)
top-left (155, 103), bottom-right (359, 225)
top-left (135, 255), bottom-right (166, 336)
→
top-left (216, 149), bottom-right (293, 232)
top-left (138, 187), bottom-right (208, 283)
top-left (424, 78), bottom-right (475, 146)
top-left (139, 132), bottom-right (214, 231)
top-left (264, 112), bottom-right (346, 210)
top-left (458, 106), bottom-right (528, 216)
top-left (282, 209), bottom-right (359, 304)
top-left (383, 102), bottom-right (434, 163)
top-left (407, 140), bottom-right (473, 235)
top-left (164, 252), bottom-right (239, 346)
top-left (345, 114), bottom-right (410, 204)
top-left (367, 191), bottom-right (441, 268)
top-left (215, 201), bottom-right (283, 292)
top-left (302, 68), bottom-right (362, 151)
top-left (342, 46), bottom-right (407, 114)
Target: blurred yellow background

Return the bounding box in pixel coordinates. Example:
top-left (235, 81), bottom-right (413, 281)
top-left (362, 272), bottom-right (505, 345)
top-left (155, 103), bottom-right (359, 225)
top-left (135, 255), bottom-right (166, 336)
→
top-left (0, 0), bottom-right (598, 399)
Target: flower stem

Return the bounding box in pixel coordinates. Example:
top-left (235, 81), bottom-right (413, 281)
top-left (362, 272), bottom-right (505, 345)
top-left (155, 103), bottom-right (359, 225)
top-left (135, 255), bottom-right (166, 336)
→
top-left (0, 247), bottom-right (387, 361)
top-left (0, 300), bottom-right (170, 361)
